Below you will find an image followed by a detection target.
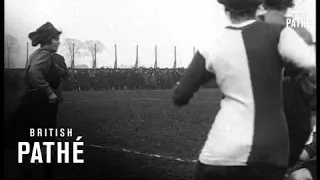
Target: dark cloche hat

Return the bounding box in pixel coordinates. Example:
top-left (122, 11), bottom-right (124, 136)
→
top-left (264, 0), bottom-right (295, 9)
top-left (28, 22), bottom-right (62, 46)
top-left (218, 0), bottom-right (263, 12)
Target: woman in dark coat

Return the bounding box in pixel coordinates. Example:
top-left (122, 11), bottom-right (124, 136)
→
top-left (5, 22), bottom-right (68, 179)
top-left (18, 22), bottom-right (66, 142)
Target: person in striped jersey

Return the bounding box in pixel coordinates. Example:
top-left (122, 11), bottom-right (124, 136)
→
top-left (258, 0), bottom-right (316, 170)
top-left (172, 0), bottom-right (316, 179)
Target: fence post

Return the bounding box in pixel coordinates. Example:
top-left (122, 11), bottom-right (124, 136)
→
top-left (114, 44), bottom-right (118, 69)
top-left (154, 45), bottom-right (158, 69)
top-left (25, 42), bottom-right (29, 68)
top-left (173, 46), bottom-right (177, 69)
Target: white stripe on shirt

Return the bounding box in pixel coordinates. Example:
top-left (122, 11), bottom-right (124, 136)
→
top-left (278, 27), bottom-right (316, 68)
top-left (198, 22), bottom-right (256, 166)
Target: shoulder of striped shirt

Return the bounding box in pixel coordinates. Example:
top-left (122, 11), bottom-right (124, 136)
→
top-left (278, 26), bottom-right (315, 65)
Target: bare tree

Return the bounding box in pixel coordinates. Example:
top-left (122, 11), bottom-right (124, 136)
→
top-left (84, 40), bottom-right (105, 69)
top-left (5, 34), bottom-right (19, 68)
top-left (61, 38), bottom-right (84, 69)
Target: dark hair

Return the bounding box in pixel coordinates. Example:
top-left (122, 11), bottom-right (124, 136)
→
top-left (218, 0), bottom-right (262, 20)
top-left (264, 0), bottom-right (295, 11)
top-left (28, 22), bottom-right (62, 47)
top-left (225, 6), bottom-right (259, 20)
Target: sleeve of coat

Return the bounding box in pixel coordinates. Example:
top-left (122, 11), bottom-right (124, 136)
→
top-left (28, 51), bottom-right (54, 96)
top-left (53, 54), bottom-right (69, 79)
top-left (56, 61), bottom-right (69, 79)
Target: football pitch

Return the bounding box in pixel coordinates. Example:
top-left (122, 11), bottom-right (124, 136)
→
top-left (5, 88), bottom-right (222, 179)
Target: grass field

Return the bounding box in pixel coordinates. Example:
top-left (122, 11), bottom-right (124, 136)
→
top-left (4, 89), bottom-right (223, 179)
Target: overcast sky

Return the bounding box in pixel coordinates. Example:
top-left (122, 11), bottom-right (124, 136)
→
top-left (5, 0), bottom-right (315, 68)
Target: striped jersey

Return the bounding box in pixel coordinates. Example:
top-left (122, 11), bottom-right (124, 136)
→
top-left (172, 20), bottom-right (315, 167)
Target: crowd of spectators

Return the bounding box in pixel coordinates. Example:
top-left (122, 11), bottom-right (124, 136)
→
top-left (4, 67), bottom-right (218, 92)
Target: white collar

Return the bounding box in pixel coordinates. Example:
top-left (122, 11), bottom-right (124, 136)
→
top-left (227, 20), bottom-right (257, 28)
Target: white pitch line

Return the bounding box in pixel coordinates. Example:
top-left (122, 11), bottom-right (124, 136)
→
top-left (56, 140), bottom-right (197, 163)
top-left (88, 144), bottom-right (197, 163)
